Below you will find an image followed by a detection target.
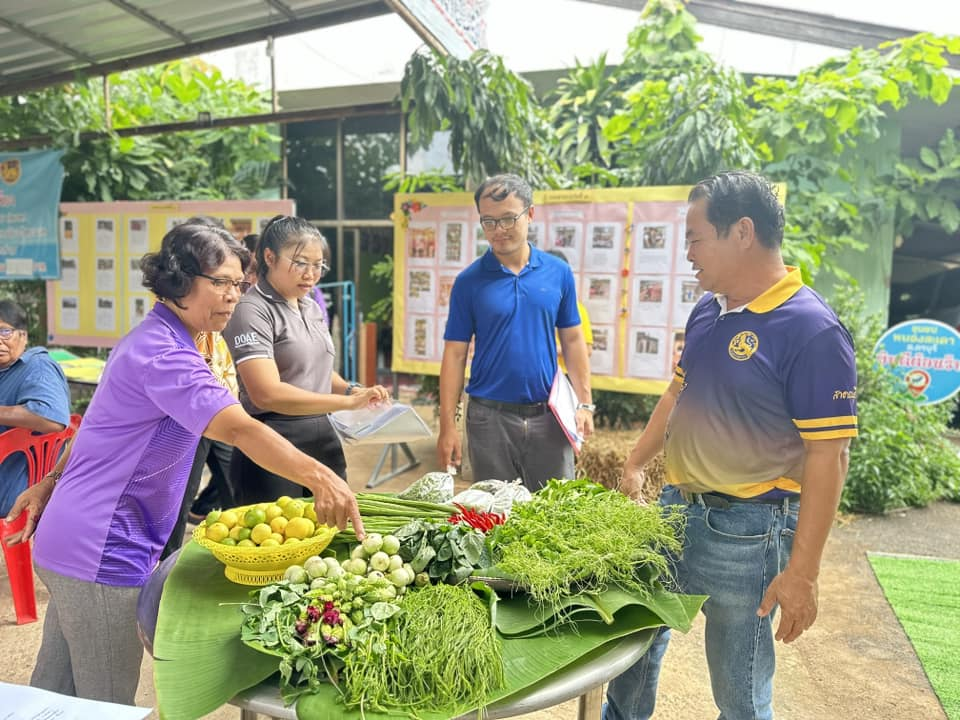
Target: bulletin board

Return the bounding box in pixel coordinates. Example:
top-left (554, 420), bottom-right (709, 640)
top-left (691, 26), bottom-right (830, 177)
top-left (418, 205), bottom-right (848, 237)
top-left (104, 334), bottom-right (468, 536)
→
top-left (46, 200), bottom-right (294, 347)
top-left (391, 185), bottom-right (784, 395)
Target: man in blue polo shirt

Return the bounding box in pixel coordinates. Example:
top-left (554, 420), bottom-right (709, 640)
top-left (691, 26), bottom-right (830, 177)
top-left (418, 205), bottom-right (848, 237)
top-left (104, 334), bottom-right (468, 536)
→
top-left (437, 173), bottom-right (594, 490)
top-left (604, 172), bottom-right (858, 720)
top-left (0, 300), bottom-right (71, 517)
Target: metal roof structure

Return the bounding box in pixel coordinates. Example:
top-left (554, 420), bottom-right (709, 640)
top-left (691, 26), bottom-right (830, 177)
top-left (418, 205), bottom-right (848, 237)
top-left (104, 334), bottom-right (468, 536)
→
top-left (0, 0), bottom-right (394, 96)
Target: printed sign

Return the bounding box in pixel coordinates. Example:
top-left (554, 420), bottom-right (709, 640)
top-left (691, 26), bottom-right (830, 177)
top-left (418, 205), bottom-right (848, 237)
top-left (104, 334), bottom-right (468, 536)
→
top-left (873, 319), bottom-right (960, 405)
top-left (0, 149), bottom-right (65, 279)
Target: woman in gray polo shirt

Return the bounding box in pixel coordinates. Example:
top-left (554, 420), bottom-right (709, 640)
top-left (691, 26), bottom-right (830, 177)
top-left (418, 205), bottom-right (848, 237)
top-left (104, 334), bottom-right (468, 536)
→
top-left (224, 216), bottom-right (389, 503)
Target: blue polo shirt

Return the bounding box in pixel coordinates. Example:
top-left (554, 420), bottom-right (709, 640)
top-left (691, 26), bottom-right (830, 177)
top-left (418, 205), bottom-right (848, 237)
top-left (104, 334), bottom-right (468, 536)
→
top-left (444, 245), bottom-right (580, 403)
top-left (33, 303), bottom-right (237, 586)
top-left (0, 347), bottom-right (71, 515)
top-left (664, 268), bottom-right (858, 499)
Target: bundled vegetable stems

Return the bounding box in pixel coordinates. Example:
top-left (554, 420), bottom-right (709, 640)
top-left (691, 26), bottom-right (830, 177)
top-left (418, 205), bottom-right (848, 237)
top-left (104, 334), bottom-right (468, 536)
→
top-left (335, 494), bottom-right (456, 544)
top-left (339, 582), bottom-right (504, 715)
top-left (490, 479), bottom-right (685, 605)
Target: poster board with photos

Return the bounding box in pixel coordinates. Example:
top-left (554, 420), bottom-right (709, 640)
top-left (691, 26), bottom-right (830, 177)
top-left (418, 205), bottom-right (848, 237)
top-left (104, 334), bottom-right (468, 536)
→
top-left (46, 200), bottom-right (294, 347)
top-left (391, 185), bottom-right (785, 394)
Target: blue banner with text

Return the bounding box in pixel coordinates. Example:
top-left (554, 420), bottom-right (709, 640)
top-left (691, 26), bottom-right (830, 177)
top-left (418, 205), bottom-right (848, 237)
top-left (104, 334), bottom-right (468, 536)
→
top-left (0, 149), bottom-right (65, 280)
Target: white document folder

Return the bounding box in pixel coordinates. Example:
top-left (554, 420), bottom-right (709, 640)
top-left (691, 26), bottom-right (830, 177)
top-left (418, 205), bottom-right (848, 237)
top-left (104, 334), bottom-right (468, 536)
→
top-left (548, 369), bottom-right (583, 454)
top-left (329, 403), bottom-right (433, 445)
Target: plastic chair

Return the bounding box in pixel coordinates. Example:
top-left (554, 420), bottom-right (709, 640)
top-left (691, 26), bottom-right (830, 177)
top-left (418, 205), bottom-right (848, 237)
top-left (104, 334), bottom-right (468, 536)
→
top-left (0, 414), bottom-right (81, 624)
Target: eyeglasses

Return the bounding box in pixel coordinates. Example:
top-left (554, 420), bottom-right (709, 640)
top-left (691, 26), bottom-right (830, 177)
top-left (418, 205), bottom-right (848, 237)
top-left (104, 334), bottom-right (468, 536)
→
top-left (192, 273), bottom-right (251, 294)
top-left (283, 256), bottom-right (330, 277)
top-left (0, 327), bottom-right (23, 339)
top-left (479, 206), bottom-right (530, 232)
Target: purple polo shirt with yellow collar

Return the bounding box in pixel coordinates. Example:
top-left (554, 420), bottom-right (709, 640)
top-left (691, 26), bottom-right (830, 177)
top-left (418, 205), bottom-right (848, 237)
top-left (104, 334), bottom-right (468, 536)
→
top-left (665, 267), bottom-right (858, 500)
top-left (33, 303), bottom-right (238, 586)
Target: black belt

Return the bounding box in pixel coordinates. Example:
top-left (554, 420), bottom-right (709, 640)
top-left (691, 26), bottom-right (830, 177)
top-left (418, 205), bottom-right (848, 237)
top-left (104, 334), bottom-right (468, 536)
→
top-left (470, 396), bottom-right (547, 418)
top-left (679, 489), bottom-right (798, 509)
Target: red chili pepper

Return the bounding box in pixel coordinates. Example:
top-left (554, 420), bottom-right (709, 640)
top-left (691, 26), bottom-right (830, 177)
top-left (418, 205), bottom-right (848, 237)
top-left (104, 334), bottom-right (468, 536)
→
top-left (448, 503), bottom-right (505, 533)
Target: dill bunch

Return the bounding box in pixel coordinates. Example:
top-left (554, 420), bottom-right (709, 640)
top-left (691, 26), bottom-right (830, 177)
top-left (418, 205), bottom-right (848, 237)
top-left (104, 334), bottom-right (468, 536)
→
top-left (490, 479), bottom-right (684, 605)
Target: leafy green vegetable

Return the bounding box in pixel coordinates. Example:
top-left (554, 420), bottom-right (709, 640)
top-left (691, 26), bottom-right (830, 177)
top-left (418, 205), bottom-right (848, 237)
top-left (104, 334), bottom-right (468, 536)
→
top-left (395, 519), bottom-right (492, 584)
top-left (489, 479), bottom-right (684, 606)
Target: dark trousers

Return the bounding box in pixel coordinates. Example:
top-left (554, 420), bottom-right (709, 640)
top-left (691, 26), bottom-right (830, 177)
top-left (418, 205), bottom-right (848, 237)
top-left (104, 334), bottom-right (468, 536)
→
top-left (231, 413), bottom-right (347, 505)
top-left (161, 437), bottom-right (235, 560)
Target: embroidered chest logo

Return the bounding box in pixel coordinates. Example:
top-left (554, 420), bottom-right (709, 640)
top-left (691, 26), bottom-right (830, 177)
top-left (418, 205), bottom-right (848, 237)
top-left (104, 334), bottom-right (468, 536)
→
top-left (728, 331), bottom-right (759, 361)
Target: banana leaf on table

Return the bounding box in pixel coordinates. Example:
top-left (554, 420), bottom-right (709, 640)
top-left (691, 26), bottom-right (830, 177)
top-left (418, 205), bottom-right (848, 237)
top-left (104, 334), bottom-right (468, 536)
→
top-left (152, 541), bottom-right (278, 720)
top-left (152, 540), bottom-right (705, 720)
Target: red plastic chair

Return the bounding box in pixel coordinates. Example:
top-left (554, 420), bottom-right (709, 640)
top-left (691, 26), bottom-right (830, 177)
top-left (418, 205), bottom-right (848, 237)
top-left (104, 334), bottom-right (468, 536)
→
top-left (0, 414), bottom-right (81, 624)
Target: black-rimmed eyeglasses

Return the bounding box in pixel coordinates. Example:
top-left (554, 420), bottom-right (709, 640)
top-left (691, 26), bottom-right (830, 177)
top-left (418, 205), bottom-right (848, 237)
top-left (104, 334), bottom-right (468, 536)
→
top-left (479, 206), bottom-right (530, 232)
top-left (192, 273), bottom-right (251, 294)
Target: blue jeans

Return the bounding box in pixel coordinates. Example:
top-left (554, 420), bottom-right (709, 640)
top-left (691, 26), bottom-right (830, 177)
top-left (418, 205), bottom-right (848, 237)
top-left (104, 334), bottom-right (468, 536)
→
top-left (604, 485), bottom-right (799, 720)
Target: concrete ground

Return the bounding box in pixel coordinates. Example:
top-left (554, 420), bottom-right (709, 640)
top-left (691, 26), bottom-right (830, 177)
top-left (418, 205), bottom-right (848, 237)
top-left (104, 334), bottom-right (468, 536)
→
top-left (1, 409), bottom-right (957, 719)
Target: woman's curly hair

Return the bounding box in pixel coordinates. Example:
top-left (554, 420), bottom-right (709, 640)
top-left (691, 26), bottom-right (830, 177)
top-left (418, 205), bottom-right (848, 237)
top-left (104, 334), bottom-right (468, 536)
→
top-left (140, 223), bottom-right (250, 308)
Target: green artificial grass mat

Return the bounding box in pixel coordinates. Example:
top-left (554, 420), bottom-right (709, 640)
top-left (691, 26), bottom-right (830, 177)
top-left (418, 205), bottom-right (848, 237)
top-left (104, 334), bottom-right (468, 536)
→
top-left (868, 553), bottom-right (960, 720)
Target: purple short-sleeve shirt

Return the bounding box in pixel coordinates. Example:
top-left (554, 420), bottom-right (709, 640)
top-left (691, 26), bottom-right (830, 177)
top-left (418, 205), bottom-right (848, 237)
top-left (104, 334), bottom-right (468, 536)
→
top-left (32, 303), bottom-right (238, 587)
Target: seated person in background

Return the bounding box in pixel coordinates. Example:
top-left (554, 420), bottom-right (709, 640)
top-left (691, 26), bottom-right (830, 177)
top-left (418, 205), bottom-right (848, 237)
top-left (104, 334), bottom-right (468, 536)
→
top-left (0, 300), bottom-right (71, 517)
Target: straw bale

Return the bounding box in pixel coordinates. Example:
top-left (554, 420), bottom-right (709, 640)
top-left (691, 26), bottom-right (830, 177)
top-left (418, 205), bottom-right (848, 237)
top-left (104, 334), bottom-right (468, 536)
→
top-left (576, 430), bottom-right (666, 503)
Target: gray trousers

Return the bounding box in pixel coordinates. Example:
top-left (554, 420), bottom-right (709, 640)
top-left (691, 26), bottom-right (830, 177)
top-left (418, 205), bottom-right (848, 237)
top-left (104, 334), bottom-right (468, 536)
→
top-left (466, 398), bottom-right (575, 491)
top-left (32, 565), bottom-right (144, 704)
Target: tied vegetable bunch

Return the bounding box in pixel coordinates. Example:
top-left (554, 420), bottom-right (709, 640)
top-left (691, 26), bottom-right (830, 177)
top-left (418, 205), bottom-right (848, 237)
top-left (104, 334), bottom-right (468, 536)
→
top-left (241, 543), bottom-right (412, 704)
top-left (489, 478), bottom-right (685, 605)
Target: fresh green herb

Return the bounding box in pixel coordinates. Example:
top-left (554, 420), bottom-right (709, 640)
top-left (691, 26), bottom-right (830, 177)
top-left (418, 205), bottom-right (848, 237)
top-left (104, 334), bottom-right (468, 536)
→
top-left (489, 478), bottom-right (684, 605)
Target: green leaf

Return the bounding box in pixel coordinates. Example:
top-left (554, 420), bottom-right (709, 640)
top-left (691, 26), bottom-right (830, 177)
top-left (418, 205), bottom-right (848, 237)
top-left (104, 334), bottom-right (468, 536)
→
top-left (920, 147), bottom-right (940, 170)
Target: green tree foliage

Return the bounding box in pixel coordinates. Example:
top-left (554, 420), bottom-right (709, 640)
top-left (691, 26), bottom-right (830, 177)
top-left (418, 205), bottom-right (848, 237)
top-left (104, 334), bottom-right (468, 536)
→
top-left (400, 49), bottom-right (559, 188)
top-left (0, 59), bottom-right (279, 346)
top-left (0, 59), bottom-right (279, 202)
top-left (603, 1), bottom-right (759, 188)
top-left (833, 289), bottom-right (960, 512)
top-left (546, 53), bottom-right (621, 185)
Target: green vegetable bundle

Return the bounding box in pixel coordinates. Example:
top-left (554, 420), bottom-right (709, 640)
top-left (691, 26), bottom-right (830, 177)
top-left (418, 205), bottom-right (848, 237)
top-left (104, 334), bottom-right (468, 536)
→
top-left (334, 493), bottom-right (456, 545)
top-left (489, 478), bottom-right (684, 605)
top-left (340, 582), bottom-right (504, 715)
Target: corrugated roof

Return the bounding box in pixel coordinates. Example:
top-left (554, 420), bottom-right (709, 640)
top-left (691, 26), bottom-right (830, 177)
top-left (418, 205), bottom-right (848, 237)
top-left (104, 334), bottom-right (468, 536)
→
top-left (0, 0), bottom-right (390, 95)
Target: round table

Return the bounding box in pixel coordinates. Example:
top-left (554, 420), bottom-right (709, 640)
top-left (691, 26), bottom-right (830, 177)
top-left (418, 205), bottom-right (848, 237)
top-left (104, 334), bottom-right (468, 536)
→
top-left (138, 551), bottom-right (655, 720)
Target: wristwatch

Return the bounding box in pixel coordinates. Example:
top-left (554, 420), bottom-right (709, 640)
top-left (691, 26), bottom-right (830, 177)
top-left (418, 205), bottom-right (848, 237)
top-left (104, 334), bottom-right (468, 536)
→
top-left (345, 382), bottom-right (363, 396)
top-left (576, 402), bottom-right (596, 413)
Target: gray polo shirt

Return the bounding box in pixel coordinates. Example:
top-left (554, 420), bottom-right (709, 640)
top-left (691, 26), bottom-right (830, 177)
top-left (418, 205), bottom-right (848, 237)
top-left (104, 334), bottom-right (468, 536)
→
top-left (224, 278), bottom-right (336, 416)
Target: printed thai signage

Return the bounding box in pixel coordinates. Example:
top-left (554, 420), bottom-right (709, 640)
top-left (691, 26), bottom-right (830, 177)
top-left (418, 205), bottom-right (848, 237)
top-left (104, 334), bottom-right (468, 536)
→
top-left (0, 149), bottom-right (64, 279)
top-left (873, 319), bottom-right (960, 405)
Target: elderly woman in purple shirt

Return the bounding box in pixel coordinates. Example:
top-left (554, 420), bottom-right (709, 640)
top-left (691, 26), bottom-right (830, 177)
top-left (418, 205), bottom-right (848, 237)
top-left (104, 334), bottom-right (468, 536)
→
top-left (2, 223), bottom-right (365, 706)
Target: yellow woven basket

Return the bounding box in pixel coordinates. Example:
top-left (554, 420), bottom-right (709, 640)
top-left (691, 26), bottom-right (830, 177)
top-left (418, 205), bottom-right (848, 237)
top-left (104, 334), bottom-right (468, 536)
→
top-left (192, 517), bottom-right (338, 586)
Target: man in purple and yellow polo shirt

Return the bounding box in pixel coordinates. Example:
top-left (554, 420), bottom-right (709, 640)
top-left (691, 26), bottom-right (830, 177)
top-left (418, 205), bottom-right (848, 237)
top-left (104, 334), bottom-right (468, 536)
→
top-left (605, 171), bottom-right (857, 720)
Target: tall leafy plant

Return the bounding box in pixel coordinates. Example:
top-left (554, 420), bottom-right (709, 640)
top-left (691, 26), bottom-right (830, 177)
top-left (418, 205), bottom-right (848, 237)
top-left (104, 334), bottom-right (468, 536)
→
top-left (0, 59), bottom-right (280, 202)
top-left (400, 49), bottom-right (559, 188)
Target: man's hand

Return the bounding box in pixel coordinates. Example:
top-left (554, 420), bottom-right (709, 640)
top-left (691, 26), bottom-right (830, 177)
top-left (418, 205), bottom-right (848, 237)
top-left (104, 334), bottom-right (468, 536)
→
top-left (436, 426), bottom-right (462, 472)
top-left (2, 478), bottom-right (56, 545)
top-left (310, 467), bottom-right (365, 538)
top-left (619, 462), bottom-right (647, 503)
top-left (575, 408), bottom-right (595, 440)
top-left (757, 566), bottom-right (818, 643)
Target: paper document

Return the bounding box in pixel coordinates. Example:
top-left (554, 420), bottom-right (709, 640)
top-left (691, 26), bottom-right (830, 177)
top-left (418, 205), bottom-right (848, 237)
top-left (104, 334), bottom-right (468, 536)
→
top-left (548, 369), bottom-right (583, 454)
top-left (0, 681), bottom-right (152, 720)
top-left (330, 403), bottom-right (433, 445)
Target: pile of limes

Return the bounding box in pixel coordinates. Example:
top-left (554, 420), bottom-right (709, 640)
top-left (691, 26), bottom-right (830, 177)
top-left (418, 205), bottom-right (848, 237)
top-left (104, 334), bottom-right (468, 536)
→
top-left (202, 496), bottom-right (326, 547)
